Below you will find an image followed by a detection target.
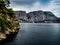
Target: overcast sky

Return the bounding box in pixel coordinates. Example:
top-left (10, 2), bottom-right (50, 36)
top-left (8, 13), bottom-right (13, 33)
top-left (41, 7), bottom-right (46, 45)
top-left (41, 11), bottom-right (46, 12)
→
top-left (10, 0), bottom-right (60, 17)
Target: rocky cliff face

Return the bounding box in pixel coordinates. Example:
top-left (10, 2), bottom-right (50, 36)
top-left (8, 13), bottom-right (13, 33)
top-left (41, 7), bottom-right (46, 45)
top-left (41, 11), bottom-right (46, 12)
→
top-left (15, 10), bottom-right (58, 23)
top-left (27, 11), bottom-right (46, 22)
top-left (15, 11), bottom-right (28, 22)
top-left (44, 11), bottom-right (57, 20)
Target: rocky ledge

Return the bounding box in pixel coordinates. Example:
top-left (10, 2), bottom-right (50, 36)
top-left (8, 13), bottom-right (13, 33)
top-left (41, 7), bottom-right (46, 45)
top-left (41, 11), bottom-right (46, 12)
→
top-left (0, 0), bottom-right (20, 42)
top-left (0, 15), bottom-right (20, 41)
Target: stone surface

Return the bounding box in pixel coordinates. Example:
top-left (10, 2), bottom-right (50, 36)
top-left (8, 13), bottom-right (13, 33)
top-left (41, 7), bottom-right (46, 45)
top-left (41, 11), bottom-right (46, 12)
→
top-left (15, 10), bottom-right (58, 23)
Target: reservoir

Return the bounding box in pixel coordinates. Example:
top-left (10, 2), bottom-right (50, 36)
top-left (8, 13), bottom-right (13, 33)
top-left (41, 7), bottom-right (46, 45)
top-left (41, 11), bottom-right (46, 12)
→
top-left (6, 23), bottom-right (60, 45)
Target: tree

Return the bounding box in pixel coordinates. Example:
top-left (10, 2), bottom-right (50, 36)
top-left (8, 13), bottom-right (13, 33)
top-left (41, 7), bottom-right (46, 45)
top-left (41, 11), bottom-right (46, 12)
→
top-left (0, 0), bottom-right (19, 34)
top-left (4, 0), bottom-right (10, 7)
top-left (0, 0), bottom-right (10, 9)
top-left (0, 0), bottom-right (19, 41)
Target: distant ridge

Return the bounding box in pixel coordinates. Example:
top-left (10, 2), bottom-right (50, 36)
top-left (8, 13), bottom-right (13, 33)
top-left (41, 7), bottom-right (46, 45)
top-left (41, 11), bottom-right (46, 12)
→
top-left (15, 10), bottom-right (60, 23)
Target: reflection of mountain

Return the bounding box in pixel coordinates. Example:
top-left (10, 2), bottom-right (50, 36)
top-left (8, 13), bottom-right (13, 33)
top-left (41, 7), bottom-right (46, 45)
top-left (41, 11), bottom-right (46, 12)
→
top-left (15, 10), bottom-right (60, 23)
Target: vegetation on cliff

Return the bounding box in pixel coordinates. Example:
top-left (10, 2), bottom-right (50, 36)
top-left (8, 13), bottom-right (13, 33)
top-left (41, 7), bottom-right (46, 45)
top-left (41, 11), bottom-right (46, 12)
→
top-left (0, 0), bottom-right (20, 41)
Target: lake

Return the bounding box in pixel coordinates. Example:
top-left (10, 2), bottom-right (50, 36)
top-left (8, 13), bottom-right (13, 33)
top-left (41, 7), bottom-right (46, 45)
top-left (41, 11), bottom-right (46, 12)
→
top-left (6, 23), bottom-right (60, 45)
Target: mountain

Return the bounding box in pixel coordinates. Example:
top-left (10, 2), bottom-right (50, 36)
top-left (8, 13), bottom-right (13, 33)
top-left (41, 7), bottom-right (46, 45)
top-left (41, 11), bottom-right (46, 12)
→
top-left (15, 10), bottom-right (58, 23)
top-left (15, 11), bottom-right (28, 22)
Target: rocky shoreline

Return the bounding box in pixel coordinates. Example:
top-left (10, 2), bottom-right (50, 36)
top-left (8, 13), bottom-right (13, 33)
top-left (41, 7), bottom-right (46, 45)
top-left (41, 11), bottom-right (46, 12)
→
top-left (0, 19), bottom-right (20, 42)
top-left (0, 0), bottom-right (20, 43)
top-left (0, 31), bottom-right (19, 45)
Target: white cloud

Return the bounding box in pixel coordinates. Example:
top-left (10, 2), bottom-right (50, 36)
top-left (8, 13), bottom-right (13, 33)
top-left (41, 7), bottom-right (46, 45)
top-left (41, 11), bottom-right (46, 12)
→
top-left (10, 0), bottom-right (60, 17)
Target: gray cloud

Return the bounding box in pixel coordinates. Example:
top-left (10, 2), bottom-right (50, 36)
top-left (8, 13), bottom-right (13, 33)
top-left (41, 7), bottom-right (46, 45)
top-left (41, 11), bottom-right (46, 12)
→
top-left (10, 0), bottom-right (37, 6)
top-left (10, 0), bottom-right (60, 17)
top-left (10, 0), bottom-right (51, 6)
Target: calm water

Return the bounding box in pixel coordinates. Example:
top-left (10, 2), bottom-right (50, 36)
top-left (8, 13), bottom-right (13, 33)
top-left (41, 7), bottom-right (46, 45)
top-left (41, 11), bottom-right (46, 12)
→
top-left (6, 23), bottom-right (60, 45)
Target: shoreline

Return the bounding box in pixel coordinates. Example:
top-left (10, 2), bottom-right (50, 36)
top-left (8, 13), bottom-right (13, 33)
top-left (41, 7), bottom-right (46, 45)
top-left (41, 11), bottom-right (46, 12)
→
top-left (0, 29), bottom-right (19, 45)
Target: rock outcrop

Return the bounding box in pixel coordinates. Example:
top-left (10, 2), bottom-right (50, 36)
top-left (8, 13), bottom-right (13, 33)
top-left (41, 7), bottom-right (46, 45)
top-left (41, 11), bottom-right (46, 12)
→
top-left (0, 0), bottom-right (20, 41)
top-left (0, 13), bottom-right (20, 41)
top-left (15, 11), bottom-right (28, 22)
top-left (15, 10), bottom-right (58, 23)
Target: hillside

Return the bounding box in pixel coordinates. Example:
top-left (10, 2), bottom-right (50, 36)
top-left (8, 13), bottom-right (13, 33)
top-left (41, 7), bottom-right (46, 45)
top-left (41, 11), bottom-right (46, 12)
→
top-left (15, 10), bottom-right (59, 23)
top-left (0, 0), bottom-right (20, 41)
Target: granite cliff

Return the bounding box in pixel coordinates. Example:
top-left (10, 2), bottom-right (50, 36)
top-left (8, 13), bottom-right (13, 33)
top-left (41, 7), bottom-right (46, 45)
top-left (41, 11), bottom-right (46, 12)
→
top-left (15, 10), bottom-right (59, 23)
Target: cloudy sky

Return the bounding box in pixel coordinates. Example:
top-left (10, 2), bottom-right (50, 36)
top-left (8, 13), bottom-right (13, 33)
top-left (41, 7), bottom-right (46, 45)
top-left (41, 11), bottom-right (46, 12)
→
top-left (10, 0), bottom-right (60, 17)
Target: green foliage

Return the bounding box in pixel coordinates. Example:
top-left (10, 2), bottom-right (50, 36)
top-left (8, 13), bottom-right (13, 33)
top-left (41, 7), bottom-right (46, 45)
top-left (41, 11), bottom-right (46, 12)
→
top-left (0, 0), bottom-right (15, 17)
top-left (0, 0), bottom-right (10, 7)
top-left (5, 0), bottom-right (10, 7)
top-left (7, 8), bottom-right (15, 17)
top-left (0, 0), bottom-right (19, 33)
top-left (0, 15), bottom-right (5, 27)
top-left (0, 9), bottom-right (8, 15)
top-left (0, 0), bottom-right (19, 41)
top-left (0, 0), bottom-right (15, 31)
top-left (0, 0), bottom-right (5, 10)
